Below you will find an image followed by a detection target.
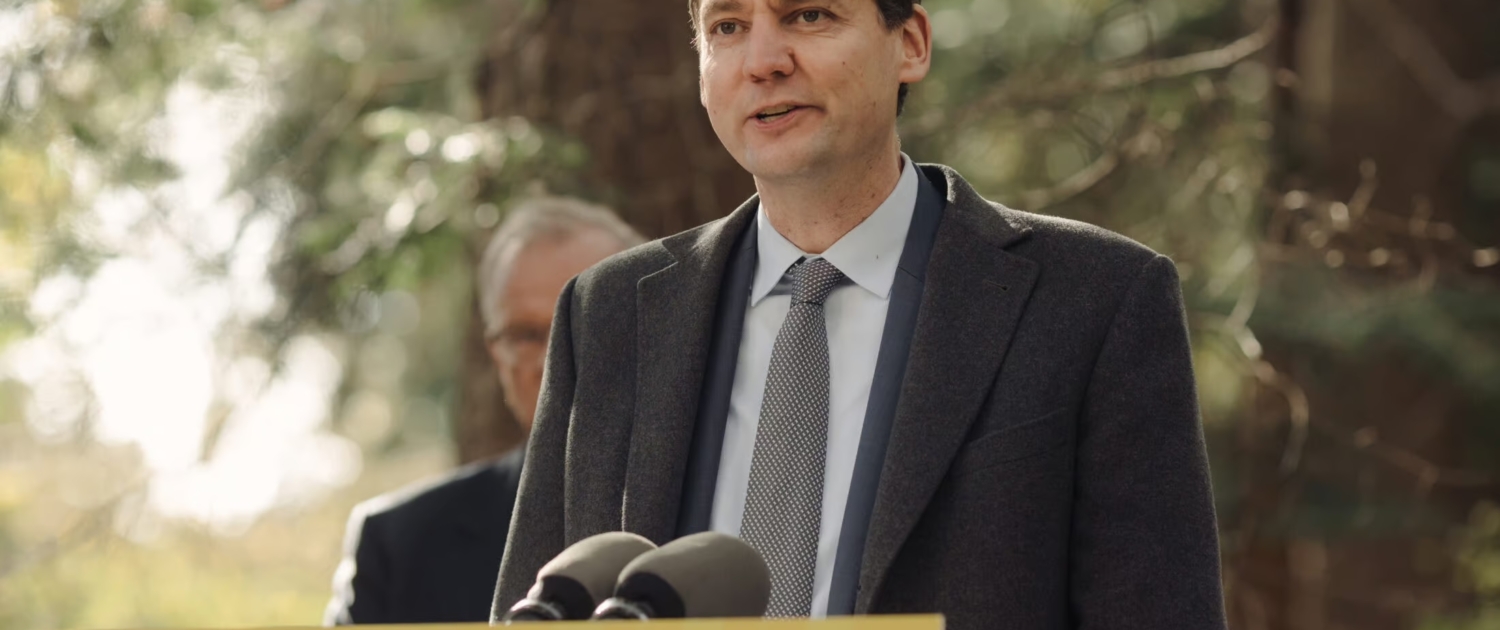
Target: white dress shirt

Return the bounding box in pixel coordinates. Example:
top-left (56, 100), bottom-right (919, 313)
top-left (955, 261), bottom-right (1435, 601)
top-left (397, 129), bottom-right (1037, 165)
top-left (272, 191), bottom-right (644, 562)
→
top-left (709, 155), bottom-right (919, 617)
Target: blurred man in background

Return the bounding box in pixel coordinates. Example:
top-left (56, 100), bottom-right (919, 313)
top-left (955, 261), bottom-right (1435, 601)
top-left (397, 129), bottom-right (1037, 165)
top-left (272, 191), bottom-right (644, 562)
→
top-left (324, 197), bottom-right (642, 625)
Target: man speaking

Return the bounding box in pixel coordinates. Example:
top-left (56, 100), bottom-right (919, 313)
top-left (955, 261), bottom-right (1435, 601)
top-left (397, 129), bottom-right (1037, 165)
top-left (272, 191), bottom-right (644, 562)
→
top-left (492, 1), bottom-right (1226, 628)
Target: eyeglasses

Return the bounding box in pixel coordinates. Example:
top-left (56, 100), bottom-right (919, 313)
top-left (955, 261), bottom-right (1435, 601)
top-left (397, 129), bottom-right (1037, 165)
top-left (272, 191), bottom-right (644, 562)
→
top-left (490, 325), bottom-right (549, 363)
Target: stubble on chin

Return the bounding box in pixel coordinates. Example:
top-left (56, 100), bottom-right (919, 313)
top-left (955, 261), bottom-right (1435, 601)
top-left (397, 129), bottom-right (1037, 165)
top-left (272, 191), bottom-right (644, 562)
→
top-left (741, 133), bottom-right (833, 182)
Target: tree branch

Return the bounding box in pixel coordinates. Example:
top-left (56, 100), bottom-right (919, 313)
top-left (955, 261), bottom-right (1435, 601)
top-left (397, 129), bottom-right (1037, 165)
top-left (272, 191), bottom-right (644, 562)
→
top-left (963, 15), bottom-right (1279, 118)
top-left (1064, 14), bottom-right (1280, 100)
top-left (1012, 109), bottom-right (1158, 210)
top-left (1018, 151), bottom-right (1120, 210)
top-left (1344, 0), bottom-right (1497, 123)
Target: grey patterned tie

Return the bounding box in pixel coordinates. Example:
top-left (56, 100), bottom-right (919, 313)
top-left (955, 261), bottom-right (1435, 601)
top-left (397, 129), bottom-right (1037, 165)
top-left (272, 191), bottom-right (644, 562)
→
top-left (739, 257), bottom-right (845, 618)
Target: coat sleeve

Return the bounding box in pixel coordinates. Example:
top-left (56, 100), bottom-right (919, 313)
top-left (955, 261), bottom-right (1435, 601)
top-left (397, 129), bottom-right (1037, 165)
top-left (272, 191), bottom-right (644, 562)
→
top-left (489, 277), bottom-right (579, 622)
top-left (1069, 255), bottom-right (1227, 629)
top-left (324, 506), bottom-right (389, 625)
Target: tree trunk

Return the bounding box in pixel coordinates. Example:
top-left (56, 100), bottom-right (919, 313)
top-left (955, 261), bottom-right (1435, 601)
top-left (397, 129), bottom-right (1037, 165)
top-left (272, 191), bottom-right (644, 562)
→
top-left (1231, 0), bottom-right (1500, 627)
top-left (477, 0), bottom-right (755, 238)
top-left (451, 0), bottom-right (754, 464)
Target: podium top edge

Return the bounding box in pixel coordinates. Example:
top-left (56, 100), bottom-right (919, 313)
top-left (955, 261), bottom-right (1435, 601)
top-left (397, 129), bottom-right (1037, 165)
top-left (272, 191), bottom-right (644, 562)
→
top-left (185, 614), bottom-right (943, 630)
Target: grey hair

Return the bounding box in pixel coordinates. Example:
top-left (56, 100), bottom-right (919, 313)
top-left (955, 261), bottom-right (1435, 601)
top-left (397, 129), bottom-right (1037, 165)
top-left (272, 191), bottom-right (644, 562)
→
top-left (478, 196), bottom-right (643, 340)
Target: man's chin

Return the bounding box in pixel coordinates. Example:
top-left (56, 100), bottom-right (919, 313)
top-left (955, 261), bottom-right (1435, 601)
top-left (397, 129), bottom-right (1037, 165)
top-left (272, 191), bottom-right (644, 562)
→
top-left (740, 145), bottom-right (824, 181)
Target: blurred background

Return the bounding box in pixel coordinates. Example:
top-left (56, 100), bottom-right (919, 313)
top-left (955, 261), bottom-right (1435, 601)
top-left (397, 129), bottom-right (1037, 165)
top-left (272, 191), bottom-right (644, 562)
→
top-left (0, 0), bottom-right (1497, 628)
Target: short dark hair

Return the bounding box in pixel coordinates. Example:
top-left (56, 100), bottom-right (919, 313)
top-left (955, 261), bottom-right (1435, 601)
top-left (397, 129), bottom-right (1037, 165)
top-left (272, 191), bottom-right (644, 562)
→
top-left (689, 0), bottom-right (921, 115)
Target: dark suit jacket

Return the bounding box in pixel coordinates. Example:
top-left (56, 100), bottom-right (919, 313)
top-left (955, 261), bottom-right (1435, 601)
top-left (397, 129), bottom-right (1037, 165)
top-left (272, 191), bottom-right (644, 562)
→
top-left (491, 164), bottom-right (1226, 629)
top-left (326, 448), bottom-right (523, 625)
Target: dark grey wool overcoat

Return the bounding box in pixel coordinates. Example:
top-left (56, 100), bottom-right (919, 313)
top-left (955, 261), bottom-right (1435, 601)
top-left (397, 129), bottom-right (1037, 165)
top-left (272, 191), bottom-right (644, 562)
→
top-left (490, 164), bottom-right (1227, 630)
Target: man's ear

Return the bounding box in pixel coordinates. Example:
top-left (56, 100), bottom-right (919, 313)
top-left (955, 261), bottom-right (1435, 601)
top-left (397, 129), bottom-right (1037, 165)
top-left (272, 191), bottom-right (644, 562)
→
top-left (698, 46), bottom-right (713, 109)
top-left (898, 4), bottom-right (933, 85)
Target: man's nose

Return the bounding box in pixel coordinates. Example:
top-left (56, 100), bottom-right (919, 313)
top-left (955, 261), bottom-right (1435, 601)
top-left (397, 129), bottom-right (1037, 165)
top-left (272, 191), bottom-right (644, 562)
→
top-left (743, 21), bottom-right (794, 81)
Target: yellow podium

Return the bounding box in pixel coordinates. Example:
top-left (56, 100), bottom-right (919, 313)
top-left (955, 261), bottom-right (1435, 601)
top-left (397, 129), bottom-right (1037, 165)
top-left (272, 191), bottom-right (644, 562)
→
top-left (250, 616), bottom-right (942, 630)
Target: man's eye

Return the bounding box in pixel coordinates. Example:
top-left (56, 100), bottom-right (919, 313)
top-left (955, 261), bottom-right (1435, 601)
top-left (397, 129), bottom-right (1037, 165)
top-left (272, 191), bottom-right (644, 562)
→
top-left (714, 22), bottom-right (738, 35)
top-left (799, 10), bottom-right (823, 23)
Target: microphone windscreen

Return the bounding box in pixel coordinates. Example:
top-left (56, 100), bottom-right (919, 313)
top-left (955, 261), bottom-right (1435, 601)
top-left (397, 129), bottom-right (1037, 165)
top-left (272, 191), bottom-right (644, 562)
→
top-left (529, 531), bottom-right (657, 618)
top-left (613, 531), bottom-right (770, 618)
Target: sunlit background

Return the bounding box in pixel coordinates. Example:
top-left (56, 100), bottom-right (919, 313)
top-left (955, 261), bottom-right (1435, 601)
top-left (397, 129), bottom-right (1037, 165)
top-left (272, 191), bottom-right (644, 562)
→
top-left (1, 0), bottom-right (1498, 628)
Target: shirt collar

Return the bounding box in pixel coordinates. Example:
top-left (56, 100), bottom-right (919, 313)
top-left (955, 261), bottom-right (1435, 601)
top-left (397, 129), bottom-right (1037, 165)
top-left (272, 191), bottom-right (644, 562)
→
top-left (751, 154), bottom-right (919, 305)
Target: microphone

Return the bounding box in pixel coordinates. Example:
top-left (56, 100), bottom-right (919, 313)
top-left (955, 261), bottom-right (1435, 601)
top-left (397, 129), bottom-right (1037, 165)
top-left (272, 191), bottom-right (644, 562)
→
top-left (591, 531), bottom-right (771, 620)
top-left (501, 531), bottom-right (657, 623)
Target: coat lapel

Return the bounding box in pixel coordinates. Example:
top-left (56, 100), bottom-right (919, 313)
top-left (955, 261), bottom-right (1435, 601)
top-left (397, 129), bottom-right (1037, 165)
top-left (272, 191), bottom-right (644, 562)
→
top-left (622, 197), bottom-right (759, 544)
top-left (856, 167), bottom-right (1040, 611)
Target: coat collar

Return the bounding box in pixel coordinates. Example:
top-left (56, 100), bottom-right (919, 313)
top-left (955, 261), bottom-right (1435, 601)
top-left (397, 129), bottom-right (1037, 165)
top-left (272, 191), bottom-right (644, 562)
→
top-left (855, 164), bottom-right (1039, 610)
top-left (621, 196), bottom-right (760, 543)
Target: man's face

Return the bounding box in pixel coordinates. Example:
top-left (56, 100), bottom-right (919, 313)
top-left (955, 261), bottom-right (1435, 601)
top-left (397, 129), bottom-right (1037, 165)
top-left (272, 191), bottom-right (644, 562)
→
top-left (487, 230), bottom-right (624, 432)
top-left (696, 0), bottom-right (930, 181)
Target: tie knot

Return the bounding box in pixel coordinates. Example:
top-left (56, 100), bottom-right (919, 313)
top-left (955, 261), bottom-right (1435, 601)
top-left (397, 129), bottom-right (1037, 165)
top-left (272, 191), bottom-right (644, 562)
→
top-left (792, 258), bottom-right (844, 305)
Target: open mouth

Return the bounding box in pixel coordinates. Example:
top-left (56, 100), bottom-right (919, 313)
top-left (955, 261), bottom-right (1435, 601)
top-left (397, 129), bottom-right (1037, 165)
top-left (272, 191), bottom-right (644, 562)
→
top-left (755, 105), bottom-right (802, 122)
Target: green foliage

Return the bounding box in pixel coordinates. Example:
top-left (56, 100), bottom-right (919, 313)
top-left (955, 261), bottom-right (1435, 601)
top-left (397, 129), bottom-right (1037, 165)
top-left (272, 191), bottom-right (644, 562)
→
top-left (1424, 502), bottom-right (1500, 629)
top-left (0, 0), bottom-right (537, 625)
